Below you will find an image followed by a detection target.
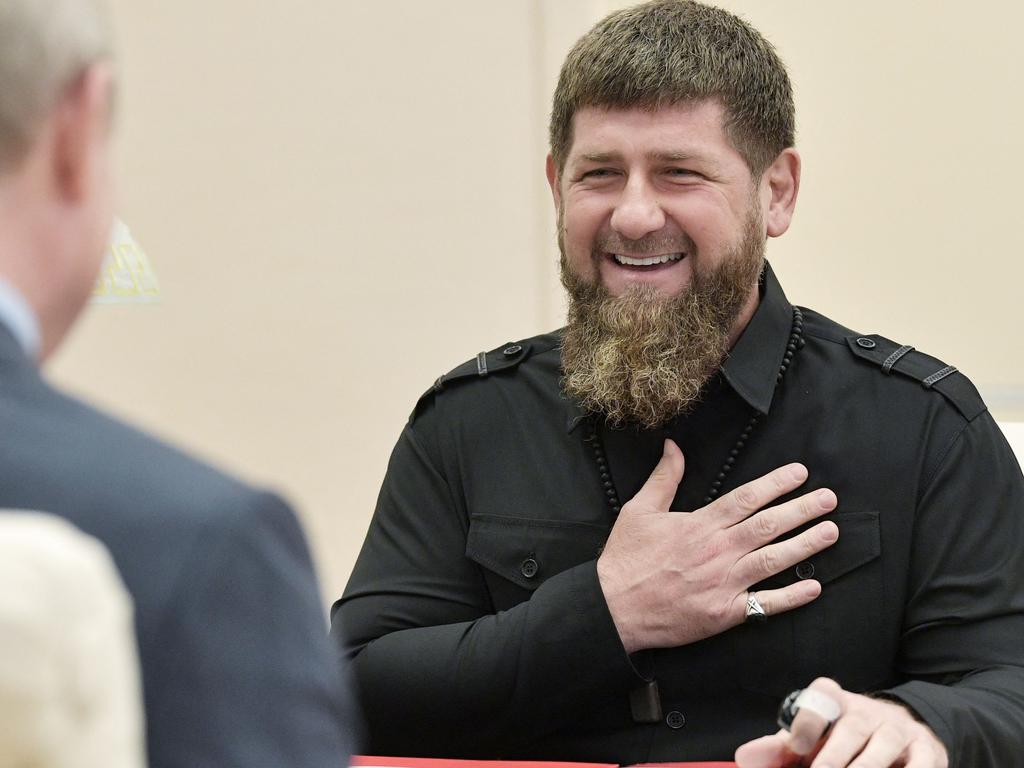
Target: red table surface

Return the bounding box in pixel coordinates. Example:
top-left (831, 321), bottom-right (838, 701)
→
top-left (351, 756), bottom-right (736, 768)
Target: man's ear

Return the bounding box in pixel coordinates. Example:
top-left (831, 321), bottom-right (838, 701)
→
top-left (52, 62), bottom-right (114, 203)
top-left (545, 154), bottom-right (562, 211)
top-left (761, 148), bottom-right (800, 238)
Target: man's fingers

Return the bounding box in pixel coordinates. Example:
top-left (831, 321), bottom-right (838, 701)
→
top-left (788, 704), bottom-right (833, 756)
top-left (835, 722), bottom-right (911, 768)
top-left (807, 714), bottom-right (875, 768)
top-left (704, 463), bottom-right (809, 527)
top-left (777, 680), bottom-right (946, 768)
top-left (732, 488), bottom-right (838, 551)
top-left (903, 738), bottom-right (940, 768)
top-left (624, 439), bottom-right (685, 514)
top-left (734, 731), bottom-right (800, 768)
top-left (794, 678), bottom-right (853, 768)
top-left (737, 521), bottom-right (839, 584)
top-left (733, 581), bottom-right (822, 625)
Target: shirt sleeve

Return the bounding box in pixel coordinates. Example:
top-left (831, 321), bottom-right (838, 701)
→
top-left (151, 491), bottom-right (355, 768)
top-left (331, 417), bottom-right (641, 758)
top-left (879, 411), bottom-right (1024, 765)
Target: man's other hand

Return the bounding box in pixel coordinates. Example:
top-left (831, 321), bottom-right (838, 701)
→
top-left (735, 677), bottom-right (949, 768)
top-left (596, 439), bottom-right (839, 654)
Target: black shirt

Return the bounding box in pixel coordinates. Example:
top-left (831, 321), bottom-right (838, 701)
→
top-left (332, 264), bottom-right (1024, 765)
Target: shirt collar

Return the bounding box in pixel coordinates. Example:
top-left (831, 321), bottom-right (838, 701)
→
top-left (0, 276), bottom-right (41, 360)
top-left (721, 261), bottom-right (793, 416)
top-left (564, 396), bottom-right (589, 433)
top-left (562, 261), bottom-right (793, 431)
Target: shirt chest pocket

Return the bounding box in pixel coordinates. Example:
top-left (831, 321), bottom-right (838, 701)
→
top-left (753, 509), bottom-right (882, 592)
top-left (729, 510), bottom-right (885, 696)
top-left (465, 514), bottom-right (610, 611)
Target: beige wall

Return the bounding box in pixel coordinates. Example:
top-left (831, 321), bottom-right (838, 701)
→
top-left (48, 1), bottom-right (1024, 605)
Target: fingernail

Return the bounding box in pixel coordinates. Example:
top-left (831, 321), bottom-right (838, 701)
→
top-left (817, 489), bottom-right (835, 509)
top-left (790, 464), bottom-right (808, 482)
top-left (821, 522), bottom-right (838, 542)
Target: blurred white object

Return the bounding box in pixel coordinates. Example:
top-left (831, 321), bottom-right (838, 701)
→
top-left (0, 512), bottom-right (145, 768)
top-left (998, 422), bottom-right (1024, 465)
top-left (92, 218), bottom-right (160, 303)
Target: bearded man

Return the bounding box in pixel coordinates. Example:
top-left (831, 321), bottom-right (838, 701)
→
top-left (332, 2), bottom-right (1024, 766)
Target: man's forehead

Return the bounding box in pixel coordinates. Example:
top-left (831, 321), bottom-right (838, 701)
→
top-left (572, 99), bottom-right (727, 121)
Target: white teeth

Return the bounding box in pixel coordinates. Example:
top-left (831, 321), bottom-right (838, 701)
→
top-left (612, 253), bottom-right (684, 267)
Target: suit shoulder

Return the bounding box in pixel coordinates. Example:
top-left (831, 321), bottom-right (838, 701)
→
top-left (0, 375), bottom-right (310, 657)
top-left (409, 331), bottom-right (561, 422)
top-left (8, 379), bottom-right (272, 528)
top-left (800, 307), bottom-right (985, 421)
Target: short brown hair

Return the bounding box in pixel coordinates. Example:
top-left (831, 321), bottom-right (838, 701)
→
top-left (549, 0), bottom-right (794, 177)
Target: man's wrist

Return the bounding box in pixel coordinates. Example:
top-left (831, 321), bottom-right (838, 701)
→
top-left (596, 556), bottom-right (640, 654)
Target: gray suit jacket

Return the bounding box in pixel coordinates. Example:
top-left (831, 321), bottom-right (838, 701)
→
top-left (0, 326), bottom-right (355, 767)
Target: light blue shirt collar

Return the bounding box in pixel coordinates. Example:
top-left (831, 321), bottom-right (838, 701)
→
top-left (0, 276), bottom-right (41, 359)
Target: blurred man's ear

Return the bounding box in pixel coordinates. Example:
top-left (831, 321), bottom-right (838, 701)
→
top-left (53, 62), bottom-right (114, 203)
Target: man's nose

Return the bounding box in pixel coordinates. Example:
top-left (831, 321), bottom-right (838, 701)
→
top-left (609, 179), bottom-right (666, 241)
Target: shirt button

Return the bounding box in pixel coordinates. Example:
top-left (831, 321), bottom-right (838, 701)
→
top-left (503, 345), bottom-right (523, 357)
top-left (665, 710), bottom-right (686, 729)
top-left (520, 558), bottom-right (539, 578)
top-left (795, 561), bottom-right (815, 579)
top-left (856, 337), bottom-right (876, 349)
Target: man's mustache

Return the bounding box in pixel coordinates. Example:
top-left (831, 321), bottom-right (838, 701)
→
top-left (593, 232), bottom-right (697, 257)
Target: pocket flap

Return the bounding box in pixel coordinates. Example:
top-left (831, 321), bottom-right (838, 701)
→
top-left (466, 514), bottom-right (609, 591)
top-left (755, 510), bottom-right (881, 590)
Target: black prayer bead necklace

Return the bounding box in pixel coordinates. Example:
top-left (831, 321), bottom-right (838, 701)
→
top-left (587, 306), bottom-right (804, 512)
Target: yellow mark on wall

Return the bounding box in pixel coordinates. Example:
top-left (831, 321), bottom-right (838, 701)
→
top-left (93, 219), bottom-right (161, 303)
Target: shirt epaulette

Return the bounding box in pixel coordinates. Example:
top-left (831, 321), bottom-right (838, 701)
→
top-left (845, 333), bottom-right (986, 421)
top-left (410, 340), bottom-right (533, 421)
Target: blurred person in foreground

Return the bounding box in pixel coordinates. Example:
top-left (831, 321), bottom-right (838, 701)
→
top-left (0, 0), bottom-right (354, 765)
top-left (0, 513), bottom-right (144, 768)
top-left (332, 1), bottom-right (1024, 766)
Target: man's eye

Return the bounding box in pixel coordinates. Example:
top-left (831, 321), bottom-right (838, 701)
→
top-left (581, 168), bottom-right (615, 179)
top-left (667, 168), bottom-right (698, 178)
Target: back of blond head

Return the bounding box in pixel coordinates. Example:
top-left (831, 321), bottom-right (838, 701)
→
top-left (0, 0), bottom-right (112, 173)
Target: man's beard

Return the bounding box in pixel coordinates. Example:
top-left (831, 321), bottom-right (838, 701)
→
top-left (560, 211), bottom-right (765, 430)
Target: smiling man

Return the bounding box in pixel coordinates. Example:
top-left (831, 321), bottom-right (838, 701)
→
top-left (333, 2), bottom-right (1024, 766)
top-left (556, 101), bottom-right (783, 430)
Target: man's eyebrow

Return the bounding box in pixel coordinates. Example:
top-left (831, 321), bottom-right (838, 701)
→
top-left (652, 150), bottom-right (697, 162)
top-left (573, 149), bottom-right (713, 165)
top-left (578, 151), bottom-right (622, 163)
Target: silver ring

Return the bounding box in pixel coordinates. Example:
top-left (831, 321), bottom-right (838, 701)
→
top-left (745, 592), bottom-right (767, 623)
top-left (778, 688), bottom-right (841, 732)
